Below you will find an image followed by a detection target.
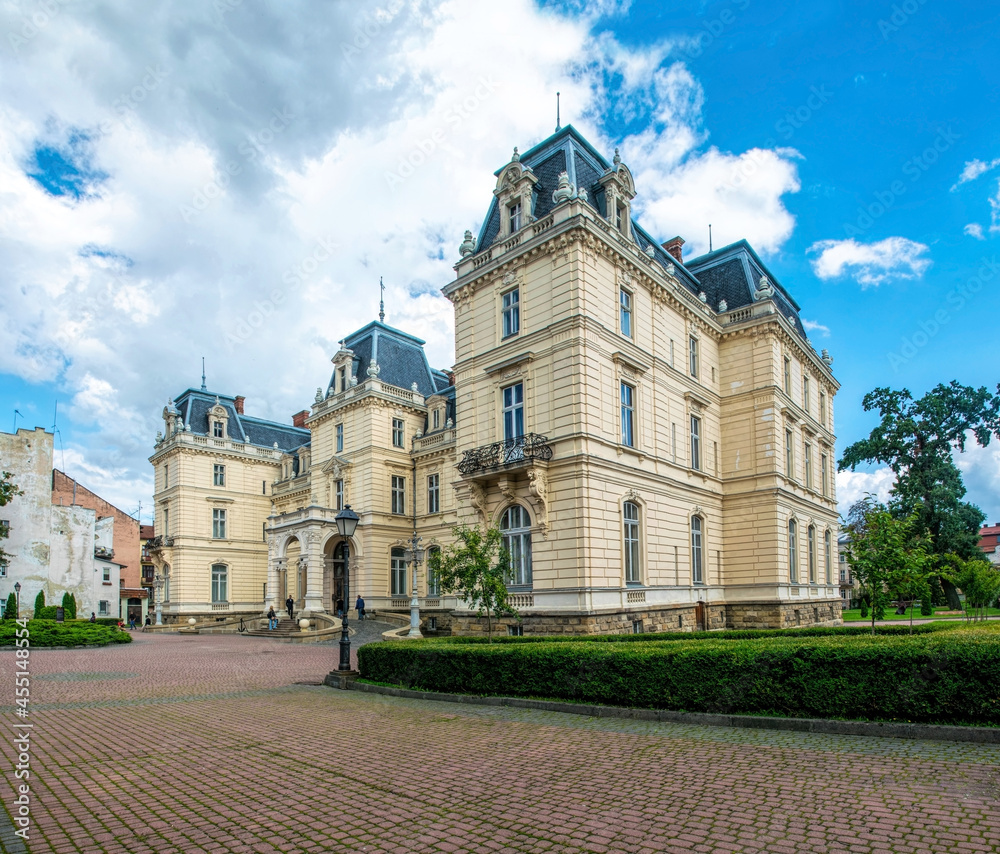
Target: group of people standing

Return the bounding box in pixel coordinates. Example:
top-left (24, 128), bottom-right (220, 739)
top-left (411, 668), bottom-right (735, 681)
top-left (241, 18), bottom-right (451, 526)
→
top-left (264, 595), bottom-right (367, 630)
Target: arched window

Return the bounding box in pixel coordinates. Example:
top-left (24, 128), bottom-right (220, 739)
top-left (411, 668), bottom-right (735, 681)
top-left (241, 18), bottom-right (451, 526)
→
top-left (427, 546), bottom-right (441, 596)
top-left (623, 502), bottom-right (640, 583)
top-left (500, 505), bottom-right (532, 587)
top-left (808, 526), bottom-right (816, 583)
top-left (788, 520), bottom-right (798, 583)
top-left (332, 543), bottom-right (348, 608)
top-left (211, 564), bottom-right (228, 603)
top-left (691, 516), bottom-right (703, 585)
top-left (390, 548), bottom-right (407, 596)
top-left (824, 530), bottom-right (832, 584)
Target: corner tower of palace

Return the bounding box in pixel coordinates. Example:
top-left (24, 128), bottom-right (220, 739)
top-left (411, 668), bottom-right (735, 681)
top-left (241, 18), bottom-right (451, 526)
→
top-left (149, 123), bottom-right (840, 632)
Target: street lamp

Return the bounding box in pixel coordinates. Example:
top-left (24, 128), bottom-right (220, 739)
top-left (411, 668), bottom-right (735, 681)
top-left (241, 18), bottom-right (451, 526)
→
top-left (403, 533), bottom-right (425, 639)
top-left (14, 582), bottom-right (20, 619)
top-left (335, 505), bottom-right (360, 671)
top-left (153, 573), bottom-right (164, 626)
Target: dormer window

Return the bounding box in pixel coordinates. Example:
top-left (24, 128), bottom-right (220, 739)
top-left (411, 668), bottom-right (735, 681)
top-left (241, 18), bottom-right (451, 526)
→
top-left (616, 202), bottom-right (626, 232)
top-left (509, 201), bottom-right (522, 233)
top-left (433, 409), bottom-right (440, 431)
top-left (213, 421), bottom-right (224, 438)
top-left (338, 366), bottom-right (347, 392)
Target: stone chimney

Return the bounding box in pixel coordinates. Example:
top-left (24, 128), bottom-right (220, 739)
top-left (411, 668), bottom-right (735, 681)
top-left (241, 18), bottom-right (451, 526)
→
top-left (292, 410), bottom-right (309, 428)
top-left (234, 395), bottom-right (245, 415)
top-left (662, 236), bottom-right (685, 262)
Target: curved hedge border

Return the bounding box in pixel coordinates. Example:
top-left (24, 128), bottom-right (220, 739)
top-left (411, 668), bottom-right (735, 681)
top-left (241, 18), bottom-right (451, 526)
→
top-left (358, 624), bottom-right (1000, 724)
top-left (0, 620), bottom-right (132, 648)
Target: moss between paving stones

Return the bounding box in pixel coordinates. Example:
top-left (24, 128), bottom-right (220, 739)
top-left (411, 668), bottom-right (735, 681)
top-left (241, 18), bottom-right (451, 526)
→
top-left (357, 623), bottom-right (1000, 725)
top-left (0, 619), bottom-right (132, 648)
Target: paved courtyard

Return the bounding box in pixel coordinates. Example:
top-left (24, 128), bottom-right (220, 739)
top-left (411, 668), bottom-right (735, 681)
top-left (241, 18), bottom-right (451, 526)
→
top-left (2, 632), bottom-right (999, 854)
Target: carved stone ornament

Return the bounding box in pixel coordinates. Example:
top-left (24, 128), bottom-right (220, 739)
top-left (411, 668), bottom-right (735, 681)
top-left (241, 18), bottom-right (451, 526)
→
top-left (619, 270), bottom-right (632, 287)
top-left (645, 245), bottom-right (656, 259)
top-left (552, 171), bottom-right (576, 204)
top-left (718, 299), bottom-right (728, 312)
top-left (821, 349), bottom-right (834, 366)
top-left (502, 270), bottom-right (518, 287)
top-left (367, 360), bottom-right (381, 378)
top-left (755, 275), bottom-right (775, 301)
top-left (626, 488), bottom-right (640, 502)
top-left (698, 291), bottom-right (708, 303)
top-left (500, 365), bottom-right (522, 380)
top-left (459, 230), bottom-right (476, 257)
top-left (307, 530), bottom-right (321, 544)
top-left (665, 262), bottom-right (676, 277)
top-left (468, 482), bottom-right (488, 524)
top-left (498, 482), bottom-right (516, 503)
top-left (528, 468), bottom-right (548, 536)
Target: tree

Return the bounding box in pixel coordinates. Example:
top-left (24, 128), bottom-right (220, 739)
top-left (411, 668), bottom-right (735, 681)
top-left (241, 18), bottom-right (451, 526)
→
top-left (0, 471), bottom-right (22, 565)
top-left (428, 524), bottom-right (519, 642)
top-left (843, 496), bottom-right (929, 634)
top-left (838, 382), bottom-right (1000, 606)
top-left (61, 591), bottom-right (77, 620)
top-left (945, 556), bottom-right (1000, 622)
top-left (3, 592), bottom-right (16, 620)
top-left (34, 589), bottom-right (45, 620)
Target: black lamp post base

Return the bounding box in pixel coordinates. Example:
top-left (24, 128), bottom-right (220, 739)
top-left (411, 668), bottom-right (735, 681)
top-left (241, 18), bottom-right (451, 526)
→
top-left (324, 670), bottom-right (359, 690)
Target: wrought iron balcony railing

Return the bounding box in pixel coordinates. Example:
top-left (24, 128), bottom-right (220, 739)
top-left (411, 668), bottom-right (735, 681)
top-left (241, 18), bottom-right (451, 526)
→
top-left (457, 433), bottom-right (552, 476)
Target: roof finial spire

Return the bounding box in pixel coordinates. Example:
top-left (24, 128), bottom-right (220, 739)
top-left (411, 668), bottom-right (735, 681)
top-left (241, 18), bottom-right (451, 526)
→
top-left (555, 91), bottom-right (561, 133)
top-left (379, 276), bottom-right (385, 323)
top-left (708, 224), bottom-right (712, 252)
top-left (201, 357), bottom-right (207, 392)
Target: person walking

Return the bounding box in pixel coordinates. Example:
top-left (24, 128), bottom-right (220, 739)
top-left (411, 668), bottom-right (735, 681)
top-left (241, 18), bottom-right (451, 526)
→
top-left (356, 595), bottom-right (365, 621)
top-left (128, 613), bottom-right (137, 631)
top-left (267, 606), bottom-right (277, 630)
top-left (144, 614), bottom-right (151, 627)
top-left (285, 595), bottom-right (294, 621)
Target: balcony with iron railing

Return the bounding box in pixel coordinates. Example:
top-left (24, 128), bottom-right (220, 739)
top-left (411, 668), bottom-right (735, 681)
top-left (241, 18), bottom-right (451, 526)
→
top-left (457, 433), bottom-right (552, 476)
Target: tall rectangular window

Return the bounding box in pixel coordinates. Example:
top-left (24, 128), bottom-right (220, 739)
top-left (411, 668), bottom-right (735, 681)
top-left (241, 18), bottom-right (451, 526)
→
top-left (508, 201), bottom-right (522, 232)
top-left (427, 547), bottom-right (441, 596)
top-left (820, 392), bottom-right (827, 427)
top-left (689, 337), bottom-right (699, 378)
top-left (163, 508), bottom-right (169, 537)
top-left (338, 366), bottom-right (347, 392)
top-left (336, 423), bottom-right (344, 453)
top-left (825, 530), bottom-right (833, 584)
top-left (502, 288), bottom-right (520, 338)
top-left (432, 409), bottom-right (440, 430)
top-left (211, 564), bottom-right (228, 602)
top-left (213, 421), bottom-right (224, 438)
top-left (821, 454), bottom-right (828, 497)
top-left (620, 289), bottom-right (632, 338)
top-left (669, 339), bottom-right (675, 368)
top-left (335, 479), bottom-right (344, 510)
top-left (213, 464), bottom-right (225, 487)
top-left (804, 443), bottom-right (813, 489)
top-left (102, 566), bottom-right (111, 582)
top-left (391, 476), bottom-right (405, 515)
top-left (785, 429), bottom-right (794, 478)
top-left (808, 526), bottom-right (817, 583)
top-left (427, 474), bottom-right (440, 514)
top-left (691, 517), bottom-right (703, 584)
top-left (690, 415), bottom-right (701, 471)
top-left (624, 502), bottom-right (640, 583)
top-left (163, 464), bottom-right (168, 489)
top-left (802, 375), bottom-right (810, 413)
top-left (212, 508), bottom-right (227, 539)
top-left (502, 383), bottom-right (524, 440)
top-left (788, 520), bottom-right (798, 583)
top-left (390, 548), bottom-right (407, 596)
top-left (620, 382), bottom-right (635, 447)
top-left (783, 357), bottom-right (791, 395)
top-left (671, 423), bottom-right (677, 462)
top-left (98, 600), bottom-right (110, 616)
top-left (0, 562), bottom-right (6, 578)
top-left (392, 418), bottom-right (404, 448)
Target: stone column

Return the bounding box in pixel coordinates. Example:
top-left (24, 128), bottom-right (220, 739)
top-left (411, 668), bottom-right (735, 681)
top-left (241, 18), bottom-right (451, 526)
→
top-left (304, 529), bottom-right (325, 612)
top-left (267, 557), bottom-right (285, 612)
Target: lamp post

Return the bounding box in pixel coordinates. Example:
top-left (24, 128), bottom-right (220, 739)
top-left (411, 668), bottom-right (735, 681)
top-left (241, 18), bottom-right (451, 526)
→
top-left (335, 505), bottom-right (360, 671)
top-left (153, 573), bottom-right (164, 626)
top-left (403, 533), bottom-right (424, 639)
top-left (14, 582), bottom-right (21, 619)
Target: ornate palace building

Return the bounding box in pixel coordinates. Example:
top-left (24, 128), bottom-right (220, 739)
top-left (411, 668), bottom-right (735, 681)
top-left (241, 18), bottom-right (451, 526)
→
top-left (149, 124), bottom-right (841, 632)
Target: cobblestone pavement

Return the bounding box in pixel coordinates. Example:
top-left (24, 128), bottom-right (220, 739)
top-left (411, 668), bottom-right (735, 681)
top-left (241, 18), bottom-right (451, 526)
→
top-left (2, 633), bottom-right (999, 854)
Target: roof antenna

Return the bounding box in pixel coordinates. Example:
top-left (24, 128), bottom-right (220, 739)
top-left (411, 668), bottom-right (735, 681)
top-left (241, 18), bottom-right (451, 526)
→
top-left (379, 277), bottom-right (386, 323)
top-left (555, 92), bottom-right (561, 133)
top-left (201, 357), bottom-right (207, 392)
top-left (708, 224), bottom-right (713, 252)
top-left (12, 408), bottom-right (22, 433)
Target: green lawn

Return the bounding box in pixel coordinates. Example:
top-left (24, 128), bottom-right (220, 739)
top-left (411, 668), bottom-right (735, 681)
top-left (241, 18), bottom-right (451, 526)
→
top-left (842, 606), bottom-right (1000, 622)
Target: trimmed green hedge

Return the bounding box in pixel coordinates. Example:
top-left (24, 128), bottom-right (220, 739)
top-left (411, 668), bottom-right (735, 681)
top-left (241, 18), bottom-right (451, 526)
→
top-left (0, 620), bottom-right (132, 647)
top-left (358, 623), bottom-right (1000, 724)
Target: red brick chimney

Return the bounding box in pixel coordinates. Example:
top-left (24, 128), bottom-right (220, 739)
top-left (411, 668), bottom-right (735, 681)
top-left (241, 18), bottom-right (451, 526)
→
top-left (234, 396), bottom-right (245, 415)
top-left (292, 410), bottom-right (309, 428)
top-left (662, 236), bottom-right (685, 262)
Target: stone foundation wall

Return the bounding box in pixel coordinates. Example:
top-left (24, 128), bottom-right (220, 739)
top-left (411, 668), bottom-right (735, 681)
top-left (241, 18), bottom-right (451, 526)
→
top-left (726, 599), bottom-right (842, 629)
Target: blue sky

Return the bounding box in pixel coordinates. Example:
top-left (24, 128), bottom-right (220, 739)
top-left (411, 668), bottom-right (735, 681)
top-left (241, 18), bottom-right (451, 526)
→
top-left (1, 0), bottom-right (998, 523)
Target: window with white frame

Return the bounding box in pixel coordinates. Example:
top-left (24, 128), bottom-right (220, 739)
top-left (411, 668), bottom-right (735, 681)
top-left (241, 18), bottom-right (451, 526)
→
top-left (336, 423), bottom-right (344, 453)
top-left (98, 600), bottom-right (110, 616)
top-left (427, 546), bottom-right (441, 596)
top-left (163, 465), bottom-right (168, 489)
top-left (335, 479), bottom-right (344, 510)
top-left (392, 418), bottom-right (404, 448)
top-left (427, 473), bottom-right (440, 514)
top-left (804, 443), bottom-right (813, 489)
top-left (620, 288), bottom-right (632, 337)
top-left (783, 356), bottom-right (792, 395)
top-left (502, 383), bottom-right (524, 441)
top-left (432, 409), bottom-right (440, 430)
top-left (690, 415), bottom-right (702, 471)
top-left (803, 375), bottom-right (810, 413)
top-left (213, 421), bottom-right (224, 438)
top-left (821, 454), bottom-right (828, 497)
top-left (508, 200), bottom-right (522, 232)
top-left (689, 336), bottom-right (699, 378)
top-left (620, 382), bottom-right (635, 447)
top-left (163, 507), bottom-right (169, 536)
top-left (391, 476), bottom-right (405, 515)
top-left (0, 562), bottom-right (6, 578)
top-left (788, 520), bottom-right (798, 583)
top-left (825, 530), bottom-right (832, 584)
top-left (820, 391), bottom-right (827, 427)
top-left (502, 288), bottom-right (520, 338)
top-left (211, 564), bottom-right (228, 602)
top-left (212, 508), bottom-right (227, 539)
top-left (338, 366), bottom-right (347, 392)
top-left (691, 516), bottom-right (704, 584)
top-left (501, 505), bottom-right (532, 587)
top-left (163, 566), bottom-right (170, 601)
top-left (808, 525), bottom-right (817, 583)
top-left (785, 428), bottom-right (794, 478)
top-left (390, 548), bottom-right (407, 596)
top-left (213, 464), bottom-right (225, 487)
top-left (102, 566), bottom-right (110, 582)
top-left (624, 502), bottom-right (640, 583)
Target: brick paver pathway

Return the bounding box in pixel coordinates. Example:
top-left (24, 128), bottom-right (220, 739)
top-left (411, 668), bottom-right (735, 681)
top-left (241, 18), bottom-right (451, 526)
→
top-left (2, 633), bottom-right (999, 854)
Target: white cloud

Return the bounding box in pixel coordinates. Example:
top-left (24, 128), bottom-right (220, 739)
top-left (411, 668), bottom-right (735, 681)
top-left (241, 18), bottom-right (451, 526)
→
top-left (964, 222), bottom-right (985, 240)
top-left (990, 180), bottom-right (1000, 234)
top-left (807, 237), bottom-right (931, 287)
top-left (836, 467), bottom-right (895, 517)
top-left (953, 438), bottom-right (1000, 527)
top-left (950, 157), bottom-right (1000, 191)
top-left (802, 318), bottom-right (830, 337)
top-left (0, 0), bottom-right (806, 516)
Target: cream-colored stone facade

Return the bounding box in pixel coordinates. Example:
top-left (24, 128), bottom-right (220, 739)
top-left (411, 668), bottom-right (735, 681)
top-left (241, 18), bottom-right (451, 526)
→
top-left (150, 125), bottom-right (840, 631)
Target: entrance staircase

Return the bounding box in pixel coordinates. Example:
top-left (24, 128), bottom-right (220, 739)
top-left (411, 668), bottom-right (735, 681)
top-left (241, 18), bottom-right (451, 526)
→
top-left (244, 618), bottom-right (304, 638)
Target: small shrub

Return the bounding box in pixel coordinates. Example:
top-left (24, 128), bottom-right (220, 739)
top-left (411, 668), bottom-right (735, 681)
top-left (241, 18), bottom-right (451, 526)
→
top-left (33, 589), bottom-right (45, 619)
top-left (920, 597), bottom-right (933, 616)
top-left (3, 593), bottom-right (17, 620)
top-left (860, 600), bottom-right (869, 618)
top-left (0, 619), bottom-right (131, 647)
